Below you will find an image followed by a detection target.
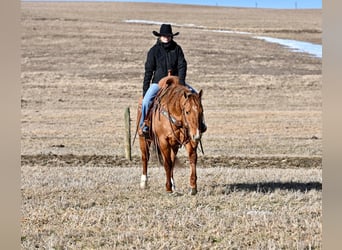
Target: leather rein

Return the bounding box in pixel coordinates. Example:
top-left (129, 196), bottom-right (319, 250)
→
top-left (158, 93), bottom-right (200, 148)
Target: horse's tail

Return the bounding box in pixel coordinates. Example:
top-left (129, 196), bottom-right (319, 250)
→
top-left (152, 131), bottom-right (164, 166)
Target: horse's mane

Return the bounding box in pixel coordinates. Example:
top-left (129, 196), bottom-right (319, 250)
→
top-left (157, 76), bottom-right (192, 113)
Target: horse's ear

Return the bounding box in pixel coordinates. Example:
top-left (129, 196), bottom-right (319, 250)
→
top-left (198, 89), bottom-right (203, 98)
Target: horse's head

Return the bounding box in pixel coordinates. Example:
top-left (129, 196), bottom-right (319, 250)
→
top-left (182, 90), bottom-right (204, 142)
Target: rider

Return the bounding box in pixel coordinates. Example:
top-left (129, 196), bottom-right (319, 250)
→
top-left (139, 23), bottom-right (207, 135)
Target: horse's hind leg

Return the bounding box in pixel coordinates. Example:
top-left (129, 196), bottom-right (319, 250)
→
top-left (136, 99), bottom-right (149, 189)
top-left (139, 137), bottom-right (150, 189)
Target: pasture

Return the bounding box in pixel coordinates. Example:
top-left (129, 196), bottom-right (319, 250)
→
top-left (21, 2), bottom-right (322, 249)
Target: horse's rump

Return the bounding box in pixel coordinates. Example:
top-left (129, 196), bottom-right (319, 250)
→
top-left (155, 76), bottom-right (190, 111)
top-left (157, 75), bottom-right (181, 90)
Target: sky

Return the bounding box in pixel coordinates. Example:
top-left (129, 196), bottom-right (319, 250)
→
top-left (120, 0), bottom-right (322, 9)
top-left (24, 0), bottom-right (322, 9)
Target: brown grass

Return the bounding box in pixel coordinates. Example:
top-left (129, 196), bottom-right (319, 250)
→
top-left (21, 2), bottom-right (322, 249)
top-left (21, 166), bottom-right (321, 249)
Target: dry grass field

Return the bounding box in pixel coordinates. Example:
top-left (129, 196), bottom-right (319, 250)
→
top-left (21, 2), bottom-right (322, 249)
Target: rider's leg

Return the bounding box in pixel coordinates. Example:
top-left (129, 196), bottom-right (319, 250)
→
top-left (140, 83), bottom-right (160, 130)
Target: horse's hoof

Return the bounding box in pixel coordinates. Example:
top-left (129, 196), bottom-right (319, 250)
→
top-left (171, 178), bottom-right (176, 192)
top-left (140, 181), bottom-right (148, 189)
top-left (190, 188), bottom-right (197, 195)
top-left (169, 191), bottom-right (183, 197)
top-left (140, 175), bottom-right (148, 189)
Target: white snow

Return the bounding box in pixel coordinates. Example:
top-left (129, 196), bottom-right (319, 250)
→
top-left (254, 36), bottom-right (322, 58)
top-left (124, 19), bottom-right (322, 58)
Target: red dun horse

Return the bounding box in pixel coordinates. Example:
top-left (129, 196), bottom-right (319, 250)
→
top-left (137, 76), bottom-right (204, 195)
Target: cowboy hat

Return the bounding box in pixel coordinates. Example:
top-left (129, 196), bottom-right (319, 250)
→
top-left (152, 24), bottom-right (179, 37)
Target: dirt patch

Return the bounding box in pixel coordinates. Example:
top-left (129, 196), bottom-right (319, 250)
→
top-left (21, 153), bottom-right (322, 169)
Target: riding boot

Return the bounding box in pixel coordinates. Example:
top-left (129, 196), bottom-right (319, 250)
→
top-left (200, 121), bottom-right (207, 133)
top-left (200, 116), bottom-right (207, 133)
top-left (140, 120), bottom-right (150, 138)
top-left (142, 125), bottom-right (149, 135)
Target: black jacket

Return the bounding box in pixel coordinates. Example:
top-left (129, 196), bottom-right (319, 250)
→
top-left (143, 39), bottom-right (187, 96)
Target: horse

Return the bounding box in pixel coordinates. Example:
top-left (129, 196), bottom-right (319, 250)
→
top-left (136, 75), bottom-right (204, 195)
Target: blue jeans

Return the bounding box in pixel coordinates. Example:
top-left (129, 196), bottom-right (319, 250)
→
top-left (139, 83), bottom-right (197, 128)
top-left (140, 83), bottom-right (159, 128)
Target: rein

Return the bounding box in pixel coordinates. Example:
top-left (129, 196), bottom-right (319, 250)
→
top-left (158, 92), bottom-right (197, 146)
top-left (160, 101), bottom-right (190, 146)
top-left (160, 107), bottom-right (180, 127)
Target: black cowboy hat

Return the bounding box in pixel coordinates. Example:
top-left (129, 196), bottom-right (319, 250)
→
top-left (152, 24), bottom-right (179, 37)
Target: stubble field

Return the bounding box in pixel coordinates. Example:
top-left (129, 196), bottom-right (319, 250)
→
top-left (21, 2), bottom-right (322, 249)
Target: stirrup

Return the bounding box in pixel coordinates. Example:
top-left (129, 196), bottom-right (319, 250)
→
top-left (138, 125), bottom-right (149, 138)
top-left (142, 125), bottom-right (149, 134)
